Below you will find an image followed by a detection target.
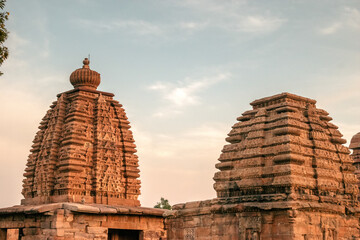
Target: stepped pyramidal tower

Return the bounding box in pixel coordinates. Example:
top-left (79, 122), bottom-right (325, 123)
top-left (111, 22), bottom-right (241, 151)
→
top-left (167, 93), bottom-right (360, 240)
top-left (22, 58), bottom-right (141, 206)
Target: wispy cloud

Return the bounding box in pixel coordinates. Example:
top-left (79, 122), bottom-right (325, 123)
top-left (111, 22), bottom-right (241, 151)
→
top-left (77, 18), bottom-right (210, 38)
top-left (76, 0), bottom-right (285, 38)
top-left (178, 0), bottom-right (248, 15)
top-left (3, 32), bottom-right (29, 68)
top-left (77, 19), bottom-right (164, 36)
top-left (178, 21), bottom-right (209, 31)
top-left (344, 7), bottom-right (360, 29)
top-left (149, 73), bottom-right (230, 117)
top-left (320, 22), bottom-right (342, 35)
top-left (176, 0), bottom-right (285, 33)
top-left (319, 7), bottom-right (360, 35)
top-left (232, 15), bottom-right (285, 33)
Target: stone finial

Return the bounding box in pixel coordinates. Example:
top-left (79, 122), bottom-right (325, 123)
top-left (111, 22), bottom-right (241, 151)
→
top-left (83, 58), bottom-right (90, 68)
top-left (69, 58), bottom-right (101, 90)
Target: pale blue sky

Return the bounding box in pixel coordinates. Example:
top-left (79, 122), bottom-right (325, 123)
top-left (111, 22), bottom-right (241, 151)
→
top-left (0, 0), bottom-right (359, 208)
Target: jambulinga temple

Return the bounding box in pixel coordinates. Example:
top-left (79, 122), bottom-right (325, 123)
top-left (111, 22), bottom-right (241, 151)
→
top-left (0, 59), bottom-right (359, 239)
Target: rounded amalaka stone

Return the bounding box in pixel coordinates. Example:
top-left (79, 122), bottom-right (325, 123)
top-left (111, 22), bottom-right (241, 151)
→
top-left (69, 58), bottom-right (101, 90)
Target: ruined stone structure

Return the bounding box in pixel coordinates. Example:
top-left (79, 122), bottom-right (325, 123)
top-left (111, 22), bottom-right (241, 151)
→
top-left (0, 59), bottom-right (166, 240)
top-left (166, 93), bottom-right (360, 239)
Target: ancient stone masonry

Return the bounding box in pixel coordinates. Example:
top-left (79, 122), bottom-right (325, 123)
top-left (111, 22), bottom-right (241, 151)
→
top-left (22, 58), bottom-right (141, 206)
top-left (0, 203), bottom-right (166, 240)
top-left (213, 92), bottom-right (358, 207)
top-left (166, 93), bottom-right (360, 240)
top-left (350, 132), bottom-right (360, 191)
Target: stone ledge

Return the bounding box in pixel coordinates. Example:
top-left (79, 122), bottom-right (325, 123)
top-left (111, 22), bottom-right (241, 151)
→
top-left (0, 203), bottom-right (166, 217)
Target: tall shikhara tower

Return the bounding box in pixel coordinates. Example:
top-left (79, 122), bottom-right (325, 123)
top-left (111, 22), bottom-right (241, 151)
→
top-left (22, 58), bottom-right (141, 206)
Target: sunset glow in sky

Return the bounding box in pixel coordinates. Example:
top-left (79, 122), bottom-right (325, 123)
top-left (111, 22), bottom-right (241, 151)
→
top-left (0, 0), bottom-right (359, 208)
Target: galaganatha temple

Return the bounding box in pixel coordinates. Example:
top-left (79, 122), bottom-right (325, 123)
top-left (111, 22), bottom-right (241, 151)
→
top-left (0, 59), bottom-right (359, 239)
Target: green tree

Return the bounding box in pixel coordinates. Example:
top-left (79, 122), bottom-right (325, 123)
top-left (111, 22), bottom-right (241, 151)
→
top-left (0, 0), bottom-right (8, 75)
top-left (154, 197), bottom-right (171, 210)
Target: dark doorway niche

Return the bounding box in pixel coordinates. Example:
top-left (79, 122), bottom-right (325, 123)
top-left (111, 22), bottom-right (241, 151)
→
top-left (108, 229), bottom-right (142, 240)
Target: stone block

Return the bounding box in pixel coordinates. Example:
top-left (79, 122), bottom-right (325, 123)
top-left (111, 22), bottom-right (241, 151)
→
top-left (71, 222), bottom-right (87, 231)
top-left (6, 229), bottom-right (19, 240)
top-left (196, 227), bottom-right (211, 237)
top-left (42, 229), bottom-right (57, 236)
top-left (74, 232), bottom-right (96, 240)
top-left (22, 235), bottom-right (48, 240)
top-left (41, 221), bottom-right (51, 229)
top-left (87, 220), bottom-right (101, 227)
top-left (0, 221), bottom-right (24, 228)
top-left (24, 219), bottom-right (40, 228)
top-left (23, 227), bottom-right (40, 235)
top-left (64, 232), bottom-right (75, 238)
top-left (75, 214), bottom-right (106, 223)
top-left (86, 226), bottom-right (107, 234)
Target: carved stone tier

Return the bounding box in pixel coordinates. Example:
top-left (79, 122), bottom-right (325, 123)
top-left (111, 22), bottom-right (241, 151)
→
top-left (213, 92), bottom-right (358, 209)
top-left (22, 61), bottom-right (140, 206)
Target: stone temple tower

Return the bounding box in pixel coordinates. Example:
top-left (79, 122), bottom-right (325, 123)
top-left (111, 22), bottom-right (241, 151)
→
top-left (22, 58), bottom-right (141, 206)
top-left (167, 93), bottom-right (360, 239)
top-left (0, 59), bottom-right (166, 240)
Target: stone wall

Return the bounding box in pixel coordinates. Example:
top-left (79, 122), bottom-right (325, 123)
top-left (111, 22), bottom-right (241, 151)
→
top-left (166, 200), bottom-right (360, 240)
top-left (0, 203), bottom-right (166, 240)
top-left (166, 200), bottom-right (240, 240)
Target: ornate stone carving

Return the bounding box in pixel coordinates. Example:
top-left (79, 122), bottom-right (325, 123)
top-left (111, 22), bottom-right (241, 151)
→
top-left (213, 93), bottom-right (358, 208)
top-left (22, 59), bottom-right (140, 206)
